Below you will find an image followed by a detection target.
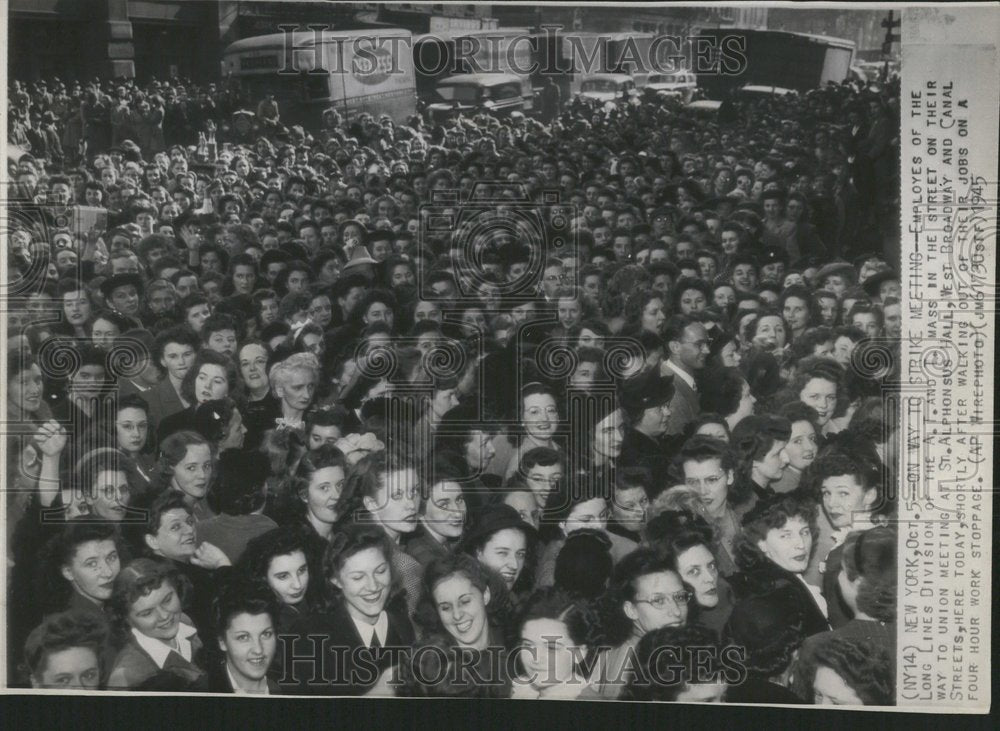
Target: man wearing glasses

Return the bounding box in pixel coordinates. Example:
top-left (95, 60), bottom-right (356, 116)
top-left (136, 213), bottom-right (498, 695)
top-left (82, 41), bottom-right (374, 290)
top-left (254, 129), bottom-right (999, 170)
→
top-left (662, 314), bottom-right (711, 437)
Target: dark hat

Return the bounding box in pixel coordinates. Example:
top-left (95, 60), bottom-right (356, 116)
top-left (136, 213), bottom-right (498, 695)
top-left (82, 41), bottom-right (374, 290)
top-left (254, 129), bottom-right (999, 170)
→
top-left (192, 399), bottom-right (233, 443)
top-left (554, 529), bottom-right (614, 599)
top-left (722, 593), bottom-right (808, 676)
top-left (99, 272), bottom-right (144, 300)
top-left (740, 348), bottom-right (783, 401)
top-left (759, 246), bottom-right (790, 266)
top-left (861, 268), bottom-right (899, 297)
top-left (814, 260), bottom-right (856, 284)
top-left (461, 504), bottom-right (536, 550)
top-left (619, 369), bottom-right (675, 417)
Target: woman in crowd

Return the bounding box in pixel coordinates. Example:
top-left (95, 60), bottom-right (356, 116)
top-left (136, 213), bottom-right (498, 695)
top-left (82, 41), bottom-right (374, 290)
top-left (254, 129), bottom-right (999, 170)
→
top-left (511, 587), bottom-right (605, 700)
top-left (279, 523), bottom-right (415, 696)
top-left (460, 504), bottom-right (537, 601)
top-left (621, 624), bottom-right (729, 703)
top-left (593, 548), bottom-right (690, 698)
top-left (795, 634), bottom-right (894, 706)
top-left (268, 352), bottom-right (320, 431)
top-left (271, 443), bottom-right (349, 546)
top-left (404, 458), bottom-right (468, 568)
top-left (21, 610), bottom-right (110, 690)
top-left (772, 402), bottom-right (821, 493)
top-left (237, 339), bottom-right (281, 449)
top-left (490, 383), bottom-right (564, 482)
top-left (106, 558), bottom-right (206, 689)
top-left (157, 350), bottom-right (239, 442)
top-left (153, 430), bottom-right (216, 521)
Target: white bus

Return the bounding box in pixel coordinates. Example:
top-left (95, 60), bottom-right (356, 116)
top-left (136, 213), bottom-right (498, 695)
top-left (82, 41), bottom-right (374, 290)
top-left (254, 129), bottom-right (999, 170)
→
top-left (221, 28), bottom-right (417, 126)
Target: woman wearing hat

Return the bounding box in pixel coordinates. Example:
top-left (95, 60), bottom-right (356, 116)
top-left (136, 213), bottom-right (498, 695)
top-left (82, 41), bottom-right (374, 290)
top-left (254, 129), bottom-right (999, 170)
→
top-left (459, 504), bottom-right (537, 603)
top-left (279, 523), bottom-right (415, 696)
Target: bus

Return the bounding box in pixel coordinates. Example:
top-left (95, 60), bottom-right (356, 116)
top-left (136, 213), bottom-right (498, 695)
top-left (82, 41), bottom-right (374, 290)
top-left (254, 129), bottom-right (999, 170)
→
top-left (693, 28), bottom-right (856, 99)
top-left (413, 28), bottom-right (535, 111)
top-left (221, 28), bottom-right (417, 127)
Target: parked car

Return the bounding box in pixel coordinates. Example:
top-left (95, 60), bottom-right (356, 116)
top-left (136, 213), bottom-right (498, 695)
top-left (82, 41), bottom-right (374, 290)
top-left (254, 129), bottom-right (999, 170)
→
top-left (577, 74), bottom-right (638, 104)
top-left (645, 70), bottom-right (698, 102)
top-left (425, 73), bottom-right (530, 122)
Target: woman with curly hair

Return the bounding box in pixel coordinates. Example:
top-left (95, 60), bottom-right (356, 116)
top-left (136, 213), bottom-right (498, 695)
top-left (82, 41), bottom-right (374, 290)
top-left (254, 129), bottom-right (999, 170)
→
top-left (621, 288), bottom-right (667, 338)
top-left (105, 558), bottom-right (206, 690)
top-left (620, 624), bottom-right (729, 702)
top-left (151, 430), bottom-right (216, 521)
top-left (237, 526), bottom-right (330, 635)
top-left (337, 448), bottom-right (426, 618)
top-left (271, 443), bottom-right (349, 545)
top-left (511, 586), bottom-right (606, 699)
top-left (268, 351), bottom-right (320, 430)
top-left (156, 349), bottom-right (241, 443)
top-left (776, 355), bottom-right (847, 437)
top-left (672, 276), bottom-right (712, 316)
top-left (729, 414), bottom-right (793, 507)
top-left (592, 548), bottom-right (689, 698)
top-left (36, 522), bottom-right (128, 619)
top-left (21, 609), bottom-right (111, 689)
top-left (729, 493), bottom-right (831, 640)
top-left (277, 523), bottom-right (415, 696)
top-left (795, 634), bottom-right (894, 705)
top-left (780, 284), bottom-right (821, 341)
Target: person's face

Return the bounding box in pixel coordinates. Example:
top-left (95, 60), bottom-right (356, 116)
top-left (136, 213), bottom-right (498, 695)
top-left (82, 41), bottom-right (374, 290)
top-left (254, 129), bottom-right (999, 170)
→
top-left (823, 275), bottom-right (847, 298)
top-left (758, 516), bottom-right (812, 573)
top-left (816, 296), bottom-right (837, 326)
top-left (267, 551), bottom-right (310, 605)
top-left (522, 393), bottom-right (558, 442)
top-left (464, 430), bottom-right (496, 473)
top-left (782, 296), bottom-right (809, 331)
top-left (433, 572), bottom-right (490, 649)
top-left (594, 408), bottom-right (626, 460)
top-left (61, 538), bottom-right (120, 604)
top-left (679, 287), bottom-right (707, 314)
top-left (509, 301), bottom-right (534, 323)
top-left (181, 303), bottom-right (209, 334)
top-left (303, 465), bottom-right (346, 525)
top-left (276, 368), bottom-right (317, 411)
top-left (556, 297), bottom-right (581, 330)
top-left (366, 468), bottom-right (420, 536)
top-left (519, 616), bottom-right (583, 688)
top-left (813, 665), bottom-right (864, 706)
top-left (732, 264), bottom-right (757, 293)
top-left (115, 405), bottom-right (148, 454)
top-left (62, 291), bottom-right (91, 325)
top-left (683, 458), bottom-right (734, 516)
top-left (220, 612), bottom-right (277, 684)
top-left (713, 286), bottom-right (736, 309)
top-left (90, 318), bottom-right (120, 350)
top-left (611, 485), bottom-right (649, 531)
top-left (883, 303), bottom-right (901, 338)
top-left (33, 647), bottom-right (100, 690)
top-left (720, 230), bottom-right (740, 255)
top-left (800, 377), bottom-right (837, 426)
top-left (333, 547), bottom-right (391, 621)
top-left (625, 570), bottom-right (689, 634)
top-left (561, 496), bottom-right (609, 535)
top-left (786, 420), bottom-right (818, 471)
top-left (195, 363), bottom-right (229, 403)
top-left (525, 462), bottom-right (562, 508)
top-left (110, 285), bottom-right (140, 315)
top-left (504, 490), bottom-right (541, 529)
top-left (160, 341), bottom-right (196, 380)
top-left (363, 301), bottom-right (394, 330)
top-left (756, 440), bottom-right (790, 484)
top-left (695, 422), bottom-right (729, 442)
top-left (675, 543), bottom-right (720, 609)
top-left (821, 474), bottom-right (875, 529)
top-left (423, 480), bottom-right (467, 540)
top-left (206, 328), bottom-right (237, 358)
top-left (541, 265), bottom-right (563, 298)
top-left (477, 528), bottom-right (527, 589)
top-left (673, 323), bottom-right (710, 371)
top-left (55, 248), bottom-right (79, 273)
top-left (720, 340), bottom-right (741, 368)
top-left (753, 315), bottom-right (787, 352)
top-left (832, 335), bottom-right (855, 368)
top-left (852, 312), bottom-right (879, 338)
top-left (237, 344), bottom-right (268, 394)
top-left (391, 265), bottom-right (415, 288)
top-left (286, 269), bottom-right (309, 294)
top-left (233, 265), bottom-right (256, 295)
top-left (413, 300), bottom-right (441, 323)
top-left (89, 468), bottom-right (127, 518)
top-left (641, 297), bottom-right (666, 333)
top-left (171, 444), bottom-right (213, 500)
top-left (128, 579), bottom-right (183, 641)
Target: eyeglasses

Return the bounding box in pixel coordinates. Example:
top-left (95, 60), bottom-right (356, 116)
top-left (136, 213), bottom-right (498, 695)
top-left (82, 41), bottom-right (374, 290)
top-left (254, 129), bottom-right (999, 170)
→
top-left (634, 591), bottom-right (692, 610)
top-left (684, 473), bottom-right (726, 490)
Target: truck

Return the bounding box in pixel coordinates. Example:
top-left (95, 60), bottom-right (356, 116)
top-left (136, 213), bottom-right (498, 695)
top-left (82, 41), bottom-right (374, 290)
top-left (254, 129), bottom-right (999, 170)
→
top-left (221, 28), bottom-right (417, 127)
top-left (693, 28), bottom-right (855, 100)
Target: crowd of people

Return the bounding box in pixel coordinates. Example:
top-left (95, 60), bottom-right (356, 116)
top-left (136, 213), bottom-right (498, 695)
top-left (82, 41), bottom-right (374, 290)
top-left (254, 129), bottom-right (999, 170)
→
top-left (5, 62), bottom-right (901, 704)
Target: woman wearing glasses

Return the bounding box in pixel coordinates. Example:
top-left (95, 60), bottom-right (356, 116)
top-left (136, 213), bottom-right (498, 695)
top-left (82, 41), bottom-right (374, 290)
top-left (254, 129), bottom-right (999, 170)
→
top-left (487, 383), bottom-right (564, 482)
top-left (592, 548), bottom-right (690, 698)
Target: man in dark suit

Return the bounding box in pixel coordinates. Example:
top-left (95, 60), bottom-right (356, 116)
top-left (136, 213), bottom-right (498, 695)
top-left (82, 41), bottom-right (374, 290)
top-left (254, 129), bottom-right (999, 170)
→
top-left (661, 314), bottom-right (709, 437)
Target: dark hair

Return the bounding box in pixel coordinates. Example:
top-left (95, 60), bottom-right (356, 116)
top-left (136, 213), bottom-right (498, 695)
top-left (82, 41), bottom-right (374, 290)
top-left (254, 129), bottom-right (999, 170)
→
top-left (210, 574), bottom-right (277, 639)
top-left (37, 522), bottom-right (128, 615)
top-left (274, 444), bottom-right (349, 525)
top-left (677, 434), bottom-right (736, 474)
top-left (840, 526), bottom-right (896, 622)
top-left (622, 624), bottom-right (724, 701)
top-left (393, 634), bottom-right (511, 698)
top-left (797, 634), bottom-right (893, 705)
top-left (107, 558), bottom-right (191, 635)
top-left (729, 415), bottom-right (792, 498)
top-left (735, 493), bottom-right (818, 571)
top-left (322, 523), bottom-right (398, 598)
top-left (151, 325), bottom-right (200, 376)
top-left (517, 586), bottom-right (605, 668)
top-left (554, 529), bottom-right (614, 599)
top-left (697, 366), bottom-right (748, 418)
top-left (238, 526), bottom-right (328, 612)
top-left (179, 348), bottom-right (239, 404)
top-left (154, 430), bottom-right (214, 491)
top-left (22, 609), bottom-right (110, 684)
top-left (599, 547), bottom-right (680, 646)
